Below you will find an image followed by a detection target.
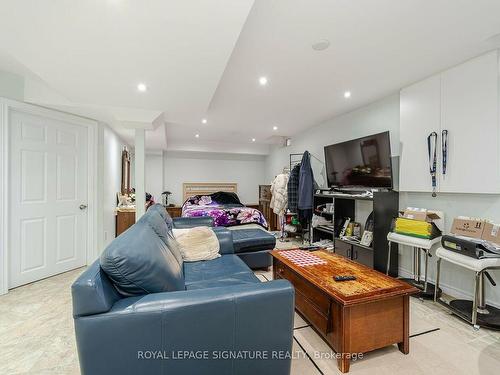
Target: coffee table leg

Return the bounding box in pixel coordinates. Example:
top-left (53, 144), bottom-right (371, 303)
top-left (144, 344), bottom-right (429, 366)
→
top-left (334, 306), bottom-right (351, 373)
top-left (337, 307), bottom-right (351, 373)
top-left (398, 295), bottom-right (410, 354)
top-left (338, 356), bottom-right (350, 373)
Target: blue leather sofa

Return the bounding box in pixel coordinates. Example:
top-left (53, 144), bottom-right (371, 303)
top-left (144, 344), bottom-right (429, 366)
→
top-left (72, 205), bottom-right (294, 375)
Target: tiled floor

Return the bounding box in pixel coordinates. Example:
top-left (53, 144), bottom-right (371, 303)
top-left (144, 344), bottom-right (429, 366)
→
top-left (0, 270), bottom-right (80, 374)
top-left (254, 267), bottom-right (500, 375)
top-left (1, 241), bottom-right (500, 374)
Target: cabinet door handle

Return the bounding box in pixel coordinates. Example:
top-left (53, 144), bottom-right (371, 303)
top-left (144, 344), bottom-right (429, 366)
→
top-left (353, 250), bottom-right (358, 260)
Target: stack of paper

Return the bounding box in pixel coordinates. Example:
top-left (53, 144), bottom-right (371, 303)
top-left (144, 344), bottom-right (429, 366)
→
top-left (395, 218), bottom-right (433, 239)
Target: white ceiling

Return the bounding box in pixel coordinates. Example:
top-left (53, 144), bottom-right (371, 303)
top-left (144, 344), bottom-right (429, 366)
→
top-left (204, 0), bottom-right (500, 145)
top-left (0, 0), bottom-right (254, 147)
top-left (1, 0), bottom-right (500, 153)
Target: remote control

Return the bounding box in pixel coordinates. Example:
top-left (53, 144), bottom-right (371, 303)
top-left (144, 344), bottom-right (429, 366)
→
top-left (334, 275), bottom-right (356, 282)
top-left (299, 246), bottom-right (320, 251)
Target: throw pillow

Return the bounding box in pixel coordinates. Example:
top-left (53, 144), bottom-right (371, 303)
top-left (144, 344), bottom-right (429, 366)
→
top-left (172, 227), bottom-right (220, 262)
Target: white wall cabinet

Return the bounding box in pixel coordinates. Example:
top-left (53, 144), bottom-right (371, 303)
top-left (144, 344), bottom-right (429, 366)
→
top-left (440, 52), bottom-right (500, 193)
top-left (399, 75), bottom-right (441, 192)
top-left (399, 50), bottom-right (500, 194)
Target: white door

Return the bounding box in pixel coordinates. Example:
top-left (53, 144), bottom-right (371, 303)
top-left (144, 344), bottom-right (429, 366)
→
top-left (9, 109), bottom-right (88, 288)
top-left (440, 51), bottom-right (499, 194)
top-left (399, 74), bottom-right (441, 192)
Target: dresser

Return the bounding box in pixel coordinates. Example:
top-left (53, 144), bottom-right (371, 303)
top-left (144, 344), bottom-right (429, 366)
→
top-left (258, 185), bottom-right (277, 231)
top-left (115, 210), bottom-right (135, 237)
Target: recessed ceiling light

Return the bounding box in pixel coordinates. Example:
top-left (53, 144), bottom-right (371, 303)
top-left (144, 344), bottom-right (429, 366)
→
top-left (201, 118), bottom-right (207, 124)
top-left (312, 39), bottom-right (330, 51)
top-left (273, 126), bottom-right (278, 131)
top-left (251, 138), bottom-right (256, 142)
top-left (258, 76), bottom-right (268, 86)
top-left (195, 133), bottom-right (200, 138)
top-left (344, 91), bottom-right (351, 98)
top-left (137, 83), bottom-right (147, 92)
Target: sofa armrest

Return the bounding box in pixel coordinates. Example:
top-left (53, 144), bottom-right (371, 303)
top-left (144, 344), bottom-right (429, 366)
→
top-left (74, 280), bottom-right (294, 375)
top-left (172, 216), bottom-right (214, 228)
top-left (119, 279), bottom-right (293, 315)
top-left (71, 260), bottom-right (121, 318)
top-left (212, 227), bottom-right (234, 254)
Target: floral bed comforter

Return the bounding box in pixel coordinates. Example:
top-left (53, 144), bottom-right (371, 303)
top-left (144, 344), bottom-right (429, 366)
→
top-left (182, 194), bottom-right (268, 229)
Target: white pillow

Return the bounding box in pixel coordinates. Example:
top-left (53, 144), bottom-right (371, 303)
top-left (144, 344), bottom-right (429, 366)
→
top-left (171, 227), bottom-right (220, 262)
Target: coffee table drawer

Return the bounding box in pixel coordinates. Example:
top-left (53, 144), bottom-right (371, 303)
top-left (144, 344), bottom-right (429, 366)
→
top-left (295, 290), bottom-right (330, 334)
top-left (275, 264), bottom-right (330, 315)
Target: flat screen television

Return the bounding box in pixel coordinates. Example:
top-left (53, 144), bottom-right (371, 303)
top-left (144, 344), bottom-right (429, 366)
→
top-left (324, 131), bottom-right (393, 189)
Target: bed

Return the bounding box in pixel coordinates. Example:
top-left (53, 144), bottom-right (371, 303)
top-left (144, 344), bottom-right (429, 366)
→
top-left (181, 191), bottom-right (268, 229)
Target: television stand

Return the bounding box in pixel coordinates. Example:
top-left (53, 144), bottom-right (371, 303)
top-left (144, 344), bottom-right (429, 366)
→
top-left (312, 190), bottom-right (399, 276)
top-left (332, 190), bottom-right (373, 199)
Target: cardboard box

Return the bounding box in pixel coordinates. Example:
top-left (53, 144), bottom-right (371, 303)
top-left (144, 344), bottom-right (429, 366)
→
top-left (450, 218), bottom-right (485, 239)
top-left (482, 222), bottom-right (500, 245)
top-left (402, 208), bottom-right (441, 222)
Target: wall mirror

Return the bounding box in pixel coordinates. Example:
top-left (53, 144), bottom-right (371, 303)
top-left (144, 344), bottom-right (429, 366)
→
top-left (121, 147), bottom-right (131, 195)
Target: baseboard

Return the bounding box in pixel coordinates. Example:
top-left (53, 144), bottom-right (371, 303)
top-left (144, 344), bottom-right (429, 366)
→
top-left (398, 266), bottom-right (500, 310)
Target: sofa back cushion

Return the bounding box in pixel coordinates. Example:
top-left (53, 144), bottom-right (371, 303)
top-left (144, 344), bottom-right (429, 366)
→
top-left (100, 209), bottom-right (185, 296)
top-left (143, 204), bottom-right (183, 269)
top-left (148, 203), bottom-right (174, 230)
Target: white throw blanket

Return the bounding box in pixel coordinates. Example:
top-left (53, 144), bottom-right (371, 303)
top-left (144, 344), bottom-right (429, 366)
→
top-left (270, 173), bottom-right (289, 215)
top-left (172, 227), bottom-right (220, 262)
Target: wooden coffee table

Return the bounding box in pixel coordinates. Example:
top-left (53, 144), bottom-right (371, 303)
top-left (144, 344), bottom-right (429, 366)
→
top-left (271, 249), bottom-right (418, 373)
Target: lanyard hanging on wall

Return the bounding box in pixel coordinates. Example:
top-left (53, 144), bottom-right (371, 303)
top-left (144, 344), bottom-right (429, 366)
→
top-left (442, 129), bottom-right (448, 177)
top-left (427, 132), bottom-right (438, 197)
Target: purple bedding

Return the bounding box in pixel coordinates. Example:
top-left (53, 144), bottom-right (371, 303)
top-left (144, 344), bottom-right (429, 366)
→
top-left (182, 194), bottom-right (268, 229)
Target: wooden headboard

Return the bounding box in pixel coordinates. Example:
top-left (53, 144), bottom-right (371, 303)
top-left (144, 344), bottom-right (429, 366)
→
top-left (182, 182), bottom-right (238, 203)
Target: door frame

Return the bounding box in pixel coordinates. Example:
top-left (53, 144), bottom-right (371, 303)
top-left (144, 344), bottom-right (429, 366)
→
top-left (0, 98), bottom-right (99, 295)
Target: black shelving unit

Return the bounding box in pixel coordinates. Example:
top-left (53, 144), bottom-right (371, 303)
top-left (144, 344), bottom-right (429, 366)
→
top-left (312, 191), bottom-right (399, 276)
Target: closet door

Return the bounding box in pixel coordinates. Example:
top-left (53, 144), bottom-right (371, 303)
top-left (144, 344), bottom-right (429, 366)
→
top-left (440, 51), bottom-right (499, 193)
top-left (9, 109), bottom-right (89, 288)
top-left (399, 75), bottom-right (441, 192)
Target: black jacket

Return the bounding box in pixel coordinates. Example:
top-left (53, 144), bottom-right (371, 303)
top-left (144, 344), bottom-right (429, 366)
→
top-left (298, 151), bottom-right (314, 223)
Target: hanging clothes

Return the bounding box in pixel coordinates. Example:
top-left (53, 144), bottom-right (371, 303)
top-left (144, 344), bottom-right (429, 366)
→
top-left (287, 164), bottom-right (300, 213)
top-left (270, 173), bottom-right (289, 215)
top-left (298, 150), bottom-right (315, 224)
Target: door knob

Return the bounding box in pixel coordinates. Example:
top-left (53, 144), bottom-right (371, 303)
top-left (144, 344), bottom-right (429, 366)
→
top-left (79, 204), bottom-right (88, 210)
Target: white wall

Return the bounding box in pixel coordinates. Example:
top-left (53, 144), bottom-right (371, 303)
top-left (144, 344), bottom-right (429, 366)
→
top-left (265, 93), bottom-right (500, 307)
top-left (100, 124), bottom-right (129, 248)
top-left (162, 151), bottom-right (267, 205)
top-left (265, 94), bottom-right (401, 183)
top-left (0, 70), bottom-right (24, 101)
top-left (145, 152), bottom-right (164, 202)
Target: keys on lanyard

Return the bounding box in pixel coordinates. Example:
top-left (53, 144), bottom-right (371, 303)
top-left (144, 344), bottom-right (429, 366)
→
top-left (427, 132), bottom-right (438, 197)
top-left (442, 130), bottom-right (448, 177)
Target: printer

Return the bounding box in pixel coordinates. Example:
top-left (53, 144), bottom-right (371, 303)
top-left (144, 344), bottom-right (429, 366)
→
top-left (441, 235), bottom-right (500, 259)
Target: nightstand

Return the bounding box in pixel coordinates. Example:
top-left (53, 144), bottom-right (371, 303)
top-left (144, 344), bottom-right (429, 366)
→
top-left (166, 206), bottom-right (182, 218)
